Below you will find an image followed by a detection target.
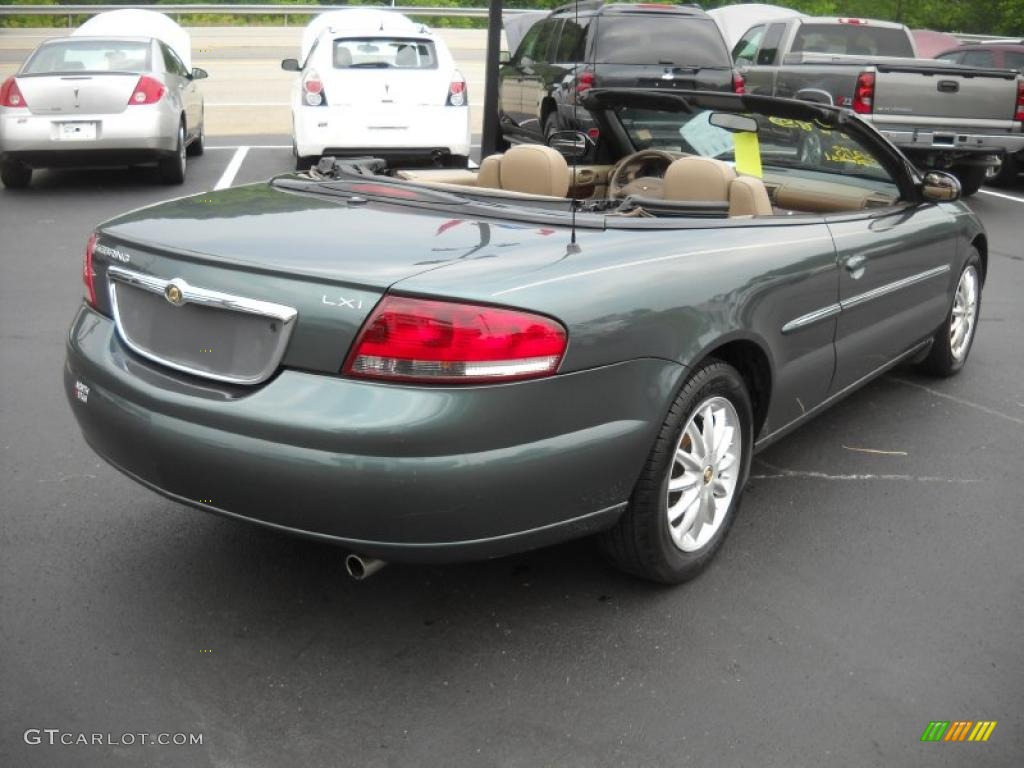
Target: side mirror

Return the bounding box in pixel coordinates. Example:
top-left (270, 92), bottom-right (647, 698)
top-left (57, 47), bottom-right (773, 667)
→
top-left (920, 170), bottom-right (961, 203)
top-left (190, 67), bottom-right (208, 80)
top-left (499, 50), bottom-right (511, 65)
top-left (281, 58), bottom-right (301, 72)
top-left (548, 130), bottom-right (593, 160)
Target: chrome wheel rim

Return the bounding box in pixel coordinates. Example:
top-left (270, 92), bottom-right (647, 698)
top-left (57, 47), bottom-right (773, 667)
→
top-left (666, 395), bottom-right (741, 553)
top-left (950, 265), bottom-right (979, 362)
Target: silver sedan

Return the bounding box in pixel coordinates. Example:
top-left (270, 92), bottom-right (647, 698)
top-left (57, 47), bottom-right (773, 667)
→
top-left (0, 36), bottom-right (206, 188)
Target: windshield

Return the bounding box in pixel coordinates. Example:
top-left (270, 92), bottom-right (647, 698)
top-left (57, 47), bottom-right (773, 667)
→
top-left (791, 24), bottom-right (915, 58)
top-left (616, 106), bottom-right (898, 190)
top-left (23, 40), bottom-right (152, 74)
top-left (594, 17), bottom-right (729, 67)
top-left (332, 38), bottom-right (437, 69)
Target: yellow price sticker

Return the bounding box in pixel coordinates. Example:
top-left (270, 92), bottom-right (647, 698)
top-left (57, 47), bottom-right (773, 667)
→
top-left (734, 132), bottom-right (763, 178)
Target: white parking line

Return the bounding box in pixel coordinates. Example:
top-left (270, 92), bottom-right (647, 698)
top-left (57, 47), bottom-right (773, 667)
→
top-left (206, 102), bottom-right (290, 107)
top-left (213, 146), bottom-right (250, 190)
top-left (979, 189), bottom-right (1024, 204)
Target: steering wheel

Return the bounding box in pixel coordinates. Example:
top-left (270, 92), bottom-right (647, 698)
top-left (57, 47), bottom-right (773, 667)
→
top-left (608, 149), bottom-right (678, 200)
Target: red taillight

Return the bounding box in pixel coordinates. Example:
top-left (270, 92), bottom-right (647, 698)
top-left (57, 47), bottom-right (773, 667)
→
top-left (576, 70), bottom-right (595, 97)
top-left (128, 75), bottom-right (164, 105)
top-left (0, 76), bottom-right (27, 108)
top-left (838, 18), bottom-right (868, 25)
top-left (587, 127), bottom-right (600, 140)
top-left (852, 71), bottom-right (875, 114)
top-left (302, 70), bottom-right (325, 106)
top-left (448, 70), bottom-right (467, 107)
top-left (732, 71), bottom-right (746, 95)
top-left (83, 233), bottom-right (98, 307)
top-left (343, 296), bottom-right (568, 384)
top-left (1015, 80), bottom-right (1024, 123)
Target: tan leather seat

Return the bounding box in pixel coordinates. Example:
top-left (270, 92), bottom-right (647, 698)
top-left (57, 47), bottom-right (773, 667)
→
top-left (664, 156), bottom-right (772, 217)
top-left (477, 145), bottom-right (570, 197)
top-left (663, 156), bottom-right (736, 203)
top-left (729, 176), bottom-right (773, 217)
top-left (477, 154), bottom-right (502, 189)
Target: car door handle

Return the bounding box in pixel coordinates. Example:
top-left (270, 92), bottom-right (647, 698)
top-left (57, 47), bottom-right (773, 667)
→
top-left (844, 254), bottom-right (867, 279)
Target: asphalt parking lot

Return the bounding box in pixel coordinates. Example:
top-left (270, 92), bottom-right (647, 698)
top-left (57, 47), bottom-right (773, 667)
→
top-left (1, 141), bottom-right (1022, 767)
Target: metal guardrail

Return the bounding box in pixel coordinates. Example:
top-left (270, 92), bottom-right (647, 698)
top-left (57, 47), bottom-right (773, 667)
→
top-left (0, 4), bottom-right (531, 18)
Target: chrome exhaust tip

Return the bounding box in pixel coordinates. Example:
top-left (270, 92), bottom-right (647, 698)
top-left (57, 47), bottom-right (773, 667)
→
top-left (345, 554), bottom-right (387, 581)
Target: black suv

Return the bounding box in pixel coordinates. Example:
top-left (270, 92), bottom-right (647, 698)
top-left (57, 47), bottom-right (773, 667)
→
top-left (498, 1), bottom-right (740, 145)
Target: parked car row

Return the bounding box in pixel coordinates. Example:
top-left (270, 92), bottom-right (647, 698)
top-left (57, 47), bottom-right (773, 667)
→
top-left (495, 4), bottom-right (1022, 195)
top-left (2, 5), bottom-right (1021, 192)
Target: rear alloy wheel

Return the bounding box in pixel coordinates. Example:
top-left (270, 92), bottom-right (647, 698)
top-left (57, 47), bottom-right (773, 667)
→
top-left (601, 360), bottom-right (753, 583)
top-left (919, 250), bottom-right (982, 377)
top-left (159, 122), bottom-right (187, 185)
top-left (0, 160), bottom-right (32, 189)
top-left (950, 164), bottom-right (985, 196)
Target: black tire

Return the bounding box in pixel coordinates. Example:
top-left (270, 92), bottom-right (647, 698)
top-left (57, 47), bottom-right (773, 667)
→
top-left (950, 164), bottom-right (985, 197)
top-left (0, 160), bottom-right (31, 189)
top-left (186, 114), bottom-right (204, 157)
top-left (158, 122), bottom-right (187, 185)
top-left (918, 249), bottom-right (983, 377)
top-left (987, 154), bottom-right (1019, 187)
top-left (600, 360), bottom-right (754, 584)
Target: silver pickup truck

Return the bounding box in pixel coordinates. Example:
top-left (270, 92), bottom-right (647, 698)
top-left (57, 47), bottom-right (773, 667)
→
top-left (732, 16), bottom-right (1024, 194)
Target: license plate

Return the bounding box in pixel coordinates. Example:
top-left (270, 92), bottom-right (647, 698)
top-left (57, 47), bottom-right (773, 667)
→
top-left (57, 121), bottom-right (97, 141)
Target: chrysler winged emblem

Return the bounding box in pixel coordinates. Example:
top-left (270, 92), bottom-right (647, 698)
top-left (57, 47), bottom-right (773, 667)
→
top-left (164, 282), bottom-right (185, 306)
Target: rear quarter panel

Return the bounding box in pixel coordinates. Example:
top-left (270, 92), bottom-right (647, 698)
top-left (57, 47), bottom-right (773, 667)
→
top-left (392, 216), bottom-right (842, 438)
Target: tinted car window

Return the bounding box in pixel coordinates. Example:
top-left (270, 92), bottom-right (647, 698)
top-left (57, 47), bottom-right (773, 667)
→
top-left (527, 20), bottom-right (559, 64)
top-left (791, 24), bottom-right (914, 57)
top-left (554, 16), bottom-right (591, 62)
top-left (732, 25), bottom-right (765, 65)
top-left (161, 43), bottom-right (188, 77)
top-left (961, 50), bottom-right (995, 68)
top-left (756, 23), bottom-right (785, 65)
top-left (24, 40), bottom-right (151, 74)
top-left (1005, 51), bottom-right (1024, 70)
top-left (594, 17), bottom-right (729, 66)
top-left (935, 52), bottom-right (962, 64)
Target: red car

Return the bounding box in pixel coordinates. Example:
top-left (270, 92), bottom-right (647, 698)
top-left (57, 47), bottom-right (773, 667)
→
top-left (936, 40), bottom-right (1024, 186)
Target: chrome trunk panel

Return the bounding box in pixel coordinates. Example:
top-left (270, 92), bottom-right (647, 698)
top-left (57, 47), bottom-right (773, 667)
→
top-left (107, 267), bottom-right (297, 385)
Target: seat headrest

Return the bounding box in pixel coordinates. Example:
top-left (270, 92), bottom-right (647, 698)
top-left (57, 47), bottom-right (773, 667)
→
top-left (395, 45), bottom-right (418, 67)
top-left (477, 154), bottom-right (502, 189)
top-left (334, 47), bottom-right (352, 67)
top-left (663, 156), bottom-right (737, 202)
top-left (499, 144), bottom-right (570, 197)
top-left (729, 176), bottom-right (773, 217)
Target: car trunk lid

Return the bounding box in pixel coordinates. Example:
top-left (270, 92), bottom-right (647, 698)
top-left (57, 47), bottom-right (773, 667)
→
top-left (17, 73), bottom-right (140, 116)
top-left (90, 181), bottom-right (570, 380)
top-left (872, 64), bottom-right (1022, 127)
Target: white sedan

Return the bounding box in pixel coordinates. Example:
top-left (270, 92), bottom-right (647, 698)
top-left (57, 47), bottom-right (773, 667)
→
top-left (282, 10), bottom-right (471, 170)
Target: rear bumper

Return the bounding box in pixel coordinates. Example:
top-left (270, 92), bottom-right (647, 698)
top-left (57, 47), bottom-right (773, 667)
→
top-left (65, 305), bottom-right (682, 562)
top-left (873, 125), bottom-right (1024, 157)
top-left (293, 104), bottom-right (471, 159)
top-left (0, 105), bottom-right (178, 167)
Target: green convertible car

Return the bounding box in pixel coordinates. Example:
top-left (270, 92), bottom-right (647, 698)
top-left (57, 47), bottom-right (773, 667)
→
top-left (65, 89), bottom-right (985, 583)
